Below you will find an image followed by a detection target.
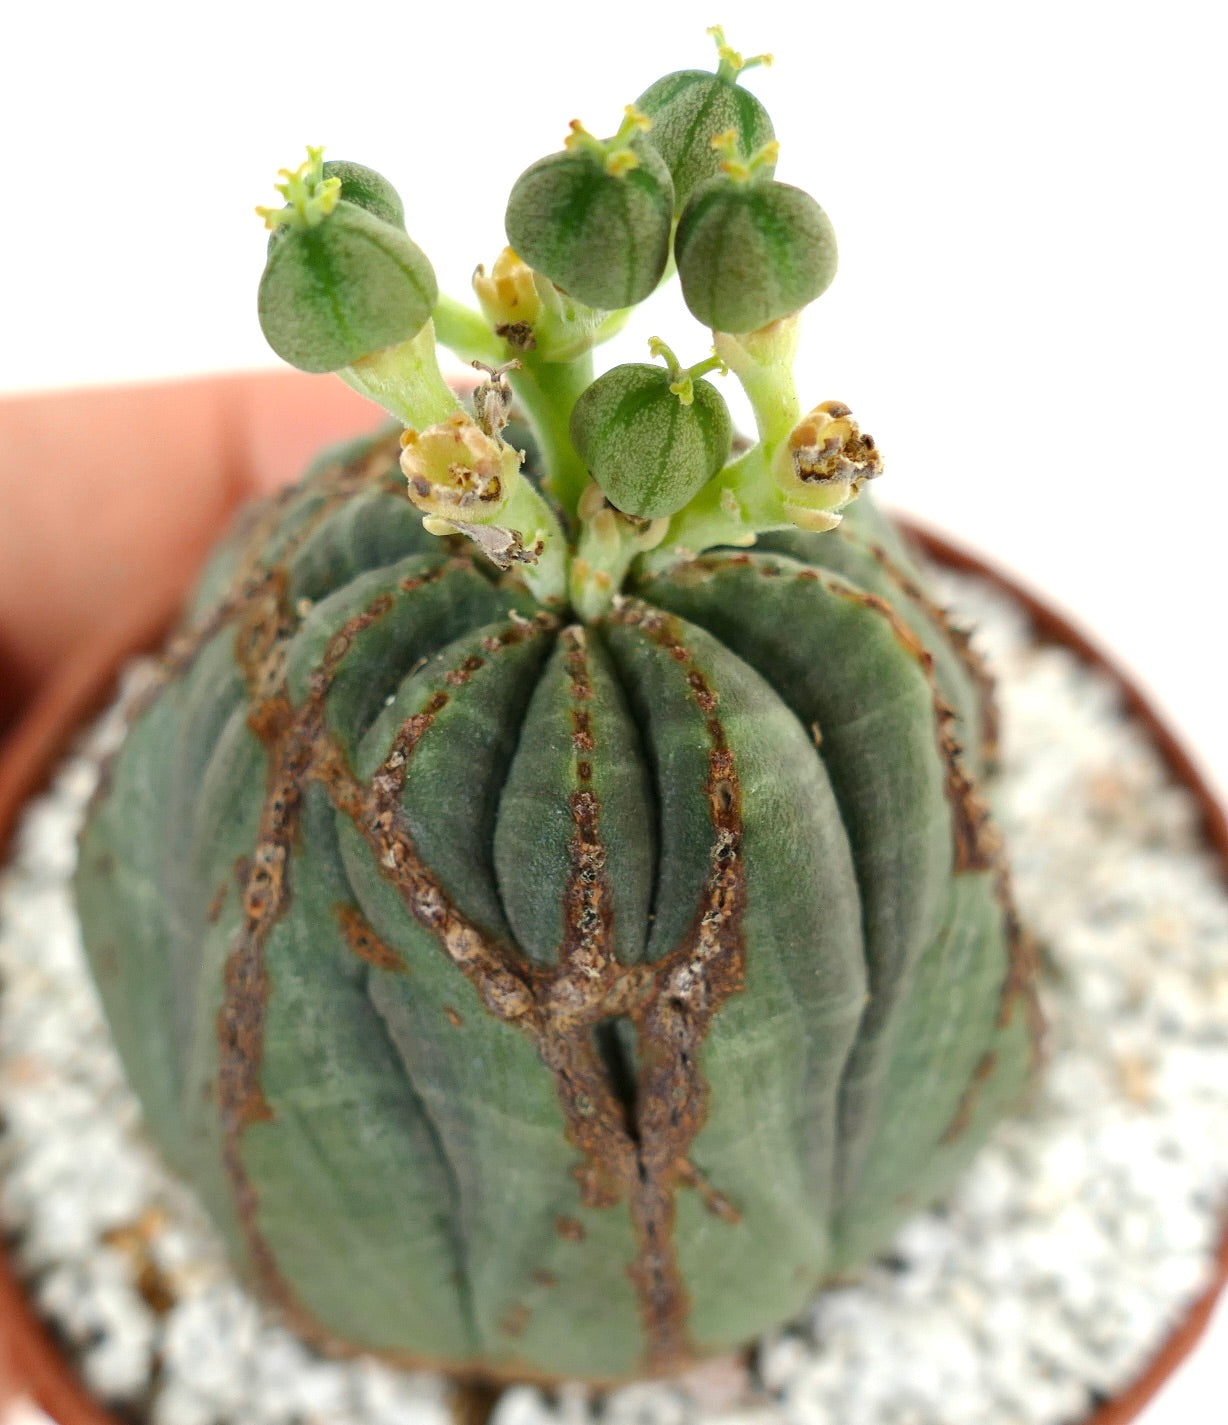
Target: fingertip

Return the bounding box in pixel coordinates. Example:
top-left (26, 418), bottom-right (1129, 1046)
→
top-left (228, 370), bottom-right (382, 495)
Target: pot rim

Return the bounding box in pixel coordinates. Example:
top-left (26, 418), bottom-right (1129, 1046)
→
top-left (0, 519), bottom-right (1224, 1425)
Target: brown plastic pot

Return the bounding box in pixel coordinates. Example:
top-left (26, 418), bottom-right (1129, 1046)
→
top-left (1, 522), bottom-right (1225, 1425)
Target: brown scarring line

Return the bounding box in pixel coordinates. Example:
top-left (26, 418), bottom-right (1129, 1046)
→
top-left (131, 433), bottom-right (403, 721)
top-left (675, 1160), bottom-right (742, 1224)
top-left (214, 565), bottom-right (455, 1343)
top-left (936, 880), bottom-right (1045, 1144)
top-left (311, 612), bottom-right (747, 1373)
top-left (818, 570), bottom-right (1042, 1060)
top-left (334, 902), bottom-right (407, 971)
top-left (852, 531), bottom-right (1002, 766)
top-left (659, 553), bottom-right (1043, 1074)
top-left (680, 554), bottom-right (1002, 873)
top-left (89, 456), bottom-right (745, 1385)
top-left (209, 528), bottom-right (1021, 1376)
top-left (536, 625), bottom-right (683, 1350)
top-left (933, 694), bottom-right (1000, 874)
top-left (86, 433), bottom-right (406, 820)
top-left (789, 553), bottom-right (1041, 1065)
top-left (541, 619), bottom-right (748, 1366)
top-left (993, 864), bottom-right (1046, 1070)
top-left (808, 543), bottom-right (1045, 1125)
top-left (816, 576), bottom-right (1001, 876)
top-left (337, 617), bottom-right (557, 1027)
top-left (939, 1049), bottom-right (999, 1145)
top-left (735, 543), bottom-right (1045, 1139)
top-left (600, 607), bottom-right (749, 1368)
top-left (206, 882), bottom-right (228, 925)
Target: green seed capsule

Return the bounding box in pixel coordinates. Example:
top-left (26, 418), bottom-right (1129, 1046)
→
top-left (676, 174), bottom-right (838, 333)
top-left (320, 159), bottom-right (406, 229)
top-left (637, 28), bottom-right (776, 212)
top-left (257, 200), bottom-right (437, 374)
top-left (636, 71), bottom-right (775, 212)
top-left (256, 149), bottom-right (436, 374)
top-left (505, 111), bottom-right (674, 311)
top-left (266, 162), bottom-right (406, 259)
top-left (570, 360), bottom-right (733, 519)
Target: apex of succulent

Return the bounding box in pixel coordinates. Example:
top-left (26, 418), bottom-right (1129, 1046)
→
top-left (253, 28), bottom-right (862, 619)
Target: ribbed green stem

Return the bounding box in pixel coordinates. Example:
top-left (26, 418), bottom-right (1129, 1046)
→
top-left (636, 447), bottom-right (788, 576)
top-left (570, 510), bottom-right (662, 620)
top-left (500, 480), bottom-right (571, 607)
top-left (339, 322), bottom-right (463, 427)
top-left (715, 317), bottom-right (802, 451)
top-left (507, 351), bottom-right (594, 523)
top-left (432, 295), bottom-right (505, 366)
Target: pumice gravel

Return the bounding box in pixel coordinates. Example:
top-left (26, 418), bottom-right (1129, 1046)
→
top-left (2, 568), bottom-right (1226, 1425)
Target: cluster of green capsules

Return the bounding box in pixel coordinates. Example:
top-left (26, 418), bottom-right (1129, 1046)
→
top-left (256, 27), bottom-right (878, 617)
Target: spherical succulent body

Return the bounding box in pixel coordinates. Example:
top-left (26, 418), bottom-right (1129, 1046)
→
top-left (73, 26), bottom-right (1041, 1392)
top-left (75, 427), bottom-right (1038, 1384)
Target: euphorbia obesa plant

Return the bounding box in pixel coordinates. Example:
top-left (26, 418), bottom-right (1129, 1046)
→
top-left (75, 27), bottom-right (1041, 1386)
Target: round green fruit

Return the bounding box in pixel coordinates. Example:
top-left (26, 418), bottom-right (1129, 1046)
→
top-left (504, 141), bottom-right (673, 311)
top-left (570, 363), bottom-right (733, 519)
top-left (257, 202), bottom-right (437, 373)
top-left (636, 69), bottom-right (775, 211)
top-left (320, 159), bottom-right (407, 229)
top-left (676, 177), bottom-right (837, 332)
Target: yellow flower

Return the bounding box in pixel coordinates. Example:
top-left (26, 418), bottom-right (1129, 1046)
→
top-left (773, 401), bottom-right (883, 532)
top-left (400, 412), bottom-right (522, 524)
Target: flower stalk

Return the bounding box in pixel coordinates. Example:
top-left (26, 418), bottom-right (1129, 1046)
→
top-left (570, 484), bottom-right (668, 621)
top-left (338, 321), bottom-right (463, 428)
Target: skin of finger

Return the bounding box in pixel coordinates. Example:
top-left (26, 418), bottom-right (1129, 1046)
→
top-left (0, 372), bottom-right (377, 726)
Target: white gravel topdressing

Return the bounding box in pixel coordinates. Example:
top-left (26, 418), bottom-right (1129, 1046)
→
top-left (1, 570), bottom-right (1227, 1425)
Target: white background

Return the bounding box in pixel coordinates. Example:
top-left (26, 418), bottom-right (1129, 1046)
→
top-left (2, 1), bottom-right (1225, 1420)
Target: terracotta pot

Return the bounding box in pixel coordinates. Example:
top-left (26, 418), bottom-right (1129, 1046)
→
top-left (1, 523), bottom-right (1225, 1425)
